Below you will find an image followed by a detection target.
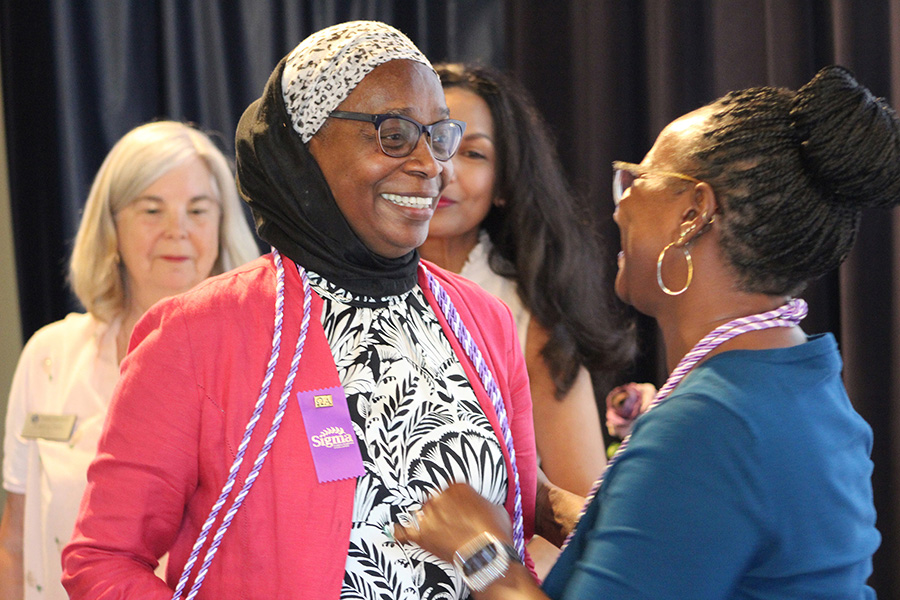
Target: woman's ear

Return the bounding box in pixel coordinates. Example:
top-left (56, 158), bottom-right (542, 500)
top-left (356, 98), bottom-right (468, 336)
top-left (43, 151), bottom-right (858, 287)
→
top-left (677, 182), bottom-right (717, 246)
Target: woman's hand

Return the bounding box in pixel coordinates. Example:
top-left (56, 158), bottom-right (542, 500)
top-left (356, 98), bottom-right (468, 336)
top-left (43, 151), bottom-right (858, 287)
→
top-left (534, 469), bottom-right (585, 547)
top-left (393, 482), bottom-right (514, 562)
top-left (393, 483), bottom-right (549, 600)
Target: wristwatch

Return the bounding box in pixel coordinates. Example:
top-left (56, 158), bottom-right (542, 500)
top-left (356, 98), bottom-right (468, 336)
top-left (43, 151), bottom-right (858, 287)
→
top-left (453, 532), bottom-right (522, 592)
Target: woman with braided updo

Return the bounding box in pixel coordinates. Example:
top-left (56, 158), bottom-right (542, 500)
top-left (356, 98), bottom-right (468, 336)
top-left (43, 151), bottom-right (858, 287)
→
top-left (393, 65), bottom-right (892, 598)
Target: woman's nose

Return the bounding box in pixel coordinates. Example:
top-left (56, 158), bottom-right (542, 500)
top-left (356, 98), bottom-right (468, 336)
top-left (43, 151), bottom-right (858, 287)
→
top-left (405, 135), bottom-right (442, 179)
top-left (164, 210), bottom-right (189, 237)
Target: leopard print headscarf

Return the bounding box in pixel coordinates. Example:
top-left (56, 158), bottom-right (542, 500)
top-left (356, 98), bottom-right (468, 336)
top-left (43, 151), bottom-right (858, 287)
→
top-left (281, 20), bottom-right (434, 143)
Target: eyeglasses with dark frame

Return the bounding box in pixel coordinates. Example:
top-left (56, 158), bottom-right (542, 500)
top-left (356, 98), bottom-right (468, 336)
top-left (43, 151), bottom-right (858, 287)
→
top-left (612, 160), bottom-right (703, 207)
top-left (328, 111), bottom-right (466, 161)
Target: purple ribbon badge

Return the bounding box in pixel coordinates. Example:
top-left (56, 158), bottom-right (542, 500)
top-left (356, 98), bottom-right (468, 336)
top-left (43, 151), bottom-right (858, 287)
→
top-left (296, 386), bottom-right (366, 483)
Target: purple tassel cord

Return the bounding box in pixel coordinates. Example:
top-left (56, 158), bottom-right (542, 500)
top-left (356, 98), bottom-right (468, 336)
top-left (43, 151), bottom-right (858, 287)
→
top-left (172, 250), bottom-right (312, 600)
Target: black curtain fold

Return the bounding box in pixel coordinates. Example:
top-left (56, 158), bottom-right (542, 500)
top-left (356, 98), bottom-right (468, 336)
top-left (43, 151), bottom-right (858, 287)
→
top-left (507, 1), bottom-right (900, 595)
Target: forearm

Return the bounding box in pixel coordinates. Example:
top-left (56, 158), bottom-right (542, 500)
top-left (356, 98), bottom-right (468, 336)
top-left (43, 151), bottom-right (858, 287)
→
top-left (473, 562), bottom-right (550, 600)
top-left (0, 547), bottom-right (24, 600)
top-left (394, 483), bottom-right (554, 598)
top-left (527, 343), bottom-right (605, 496)
top-left (0, 492), bottom-right (25, 600)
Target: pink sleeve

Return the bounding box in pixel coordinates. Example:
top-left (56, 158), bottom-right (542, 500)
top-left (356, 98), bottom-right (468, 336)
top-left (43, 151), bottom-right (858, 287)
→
top-left (62, 300), bottom-right (199, 599)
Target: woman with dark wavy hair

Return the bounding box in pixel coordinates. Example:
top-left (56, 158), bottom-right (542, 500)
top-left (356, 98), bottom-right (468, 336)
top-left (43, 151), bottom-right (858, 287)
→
top-left (421, 63), bottom-right (636, 497)
top-left (398, 65), bottom-right (890, 598)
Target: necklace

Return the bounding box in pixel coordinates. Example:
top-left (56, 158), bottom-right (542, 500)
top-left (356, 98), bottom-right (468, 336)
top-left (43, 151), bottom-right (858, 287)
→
top-left (562, 298), bottom-right (808, 549)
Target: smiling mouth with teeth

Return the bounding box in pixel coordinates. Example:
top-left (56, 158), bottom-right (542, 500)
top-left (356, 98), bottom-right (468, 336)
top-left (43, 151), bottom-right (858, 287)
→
top-left (381, 193), bottom-right (434, 208)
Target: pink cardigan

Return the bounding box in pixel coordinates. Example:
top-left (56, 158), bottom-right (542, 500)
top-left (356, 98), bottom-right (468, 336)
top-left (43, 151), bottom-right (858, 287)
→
top-left (62, 255), bottom-right (537, 599)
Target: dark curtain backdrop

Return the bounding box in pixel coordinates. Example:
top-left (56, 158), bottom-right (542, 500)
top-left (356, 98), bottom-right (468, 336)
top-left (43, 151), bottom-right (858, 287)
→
top-left (4, 0), bottom-right (899, 597)
top-left (506, 1), bottom-right (900, 596)
top-left (1, 0), bottom-right (504, 339)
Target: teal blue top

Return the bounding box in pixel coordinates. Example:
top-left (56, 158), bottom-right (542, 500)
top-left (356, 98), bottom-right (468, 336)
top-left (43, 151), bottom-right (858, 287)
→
top-left (543, 334), bottom-right (879, 599)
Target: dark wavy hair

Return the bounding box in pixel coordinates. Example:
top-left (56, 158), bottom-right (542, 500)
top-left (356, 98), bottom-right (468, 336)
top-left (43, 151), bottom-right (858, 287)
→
top-left (436, 63), bottom-right (636, 397)
top-left (683, 66), bottom-right (900, 296)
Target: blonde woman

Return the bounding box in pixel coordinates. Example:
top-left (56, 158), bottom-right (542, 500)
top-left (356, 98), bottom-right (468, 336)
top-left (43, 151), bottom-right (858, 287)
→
top-left (0, 121), bottom-right (259, 600)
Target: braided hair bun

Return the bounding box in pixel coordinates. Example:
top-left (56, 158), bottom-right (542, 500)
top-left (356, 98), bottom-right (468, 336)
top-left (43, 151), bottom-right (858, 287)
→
top-left (688, 65), bottom-right (900, 296)
top-left (791, 65), bottom-right (900, 210)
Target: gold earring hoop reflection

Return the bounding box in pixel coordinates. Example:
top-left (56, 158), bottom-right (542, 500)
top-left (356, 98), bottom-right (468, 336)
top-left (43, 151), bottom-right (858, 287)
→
top-left (657, 242), bottom-right (693, 296)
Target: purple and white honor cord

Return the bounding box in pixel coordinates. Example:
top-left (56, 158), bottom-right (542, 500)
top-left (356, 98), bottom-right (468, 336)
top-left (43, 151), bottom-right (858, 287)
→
top-left (562, 298), bottom-right (808, 550)
top-left (424, 266), bottom-right (526, 560)
top-left (172, 249), bottom-right (311, 600)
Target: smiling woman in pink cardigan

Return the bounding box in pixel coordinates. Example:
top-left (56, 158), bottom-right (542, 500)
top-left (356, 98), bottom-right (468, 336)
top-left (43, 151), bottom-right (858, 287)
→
top-left (62, 21), bottom-right (540, 600)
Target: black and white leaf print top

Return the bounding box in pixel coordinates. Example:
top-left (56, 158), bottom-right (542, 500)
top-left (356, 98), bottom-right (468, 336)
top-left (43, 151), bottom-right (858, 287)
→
top-left (306, 271), bottom-right (508, 600)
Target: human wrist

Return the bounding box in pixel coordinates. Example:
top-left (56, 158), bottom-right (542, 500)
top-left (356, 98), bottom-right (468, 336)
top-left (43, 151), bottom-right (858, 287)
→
top-left (453, 531), bottom-right (522, 592)
top-left (469, 561), bottom-right (546, 600)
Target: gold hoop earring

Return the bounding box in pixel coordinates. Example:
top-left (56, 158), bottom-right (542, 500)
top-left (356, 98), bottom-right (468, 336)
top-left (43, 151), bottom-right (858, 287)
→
top-left (657, 242), bottom-right (693, 296)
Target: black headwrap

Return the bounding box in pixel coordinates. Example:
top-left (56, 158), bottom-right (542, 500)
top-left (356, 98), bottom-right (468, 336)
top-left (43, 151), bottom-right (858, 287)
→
top-left (234, 57), bottom-right (420, 298)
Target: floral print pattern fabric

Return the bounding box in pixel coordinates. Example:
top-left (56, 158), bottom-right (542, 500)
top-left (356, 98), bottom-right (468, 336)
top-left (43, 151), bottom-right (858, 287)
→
top-left (307, 272), bottom-right (507, 600)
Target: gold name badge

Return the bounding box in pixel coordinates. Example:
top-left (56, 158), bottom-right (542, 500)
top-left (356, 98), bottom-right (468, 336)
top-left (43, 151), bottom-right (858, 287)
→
top-left (21, 413), bottom-right (77, 441)
top-left (314, 394), bottom-right (334, 408)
